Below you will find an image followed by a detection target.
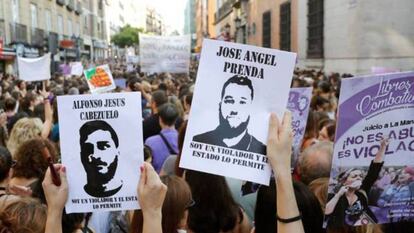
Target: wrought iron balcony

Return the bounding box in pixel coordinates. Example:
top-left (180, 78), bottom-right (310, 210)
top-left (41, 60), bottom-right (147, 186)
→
top-left (10, 23), bottom-right (28, 43)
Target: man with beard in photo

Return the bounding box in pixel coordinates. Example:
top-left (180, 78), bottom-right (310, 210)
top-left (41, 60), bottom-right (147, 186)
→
top-left (193, 75), bottom-right (266, 155)
top-left (79, 120), bottom-right (123, 197)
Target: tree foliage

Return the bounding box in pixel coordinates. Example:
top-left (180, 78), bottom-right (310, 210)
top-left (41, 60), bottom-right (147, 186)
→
top-left (111, 25), bottom-right (144, 48)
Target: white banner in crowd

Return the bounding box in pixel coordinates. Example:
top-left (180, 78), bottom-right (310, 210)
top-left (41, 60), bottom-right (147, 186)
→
top-left (179, 39), bottom-right (297, 185)
top-left (139, 34), bottom-right (191, 73)
top-left (70, 62), bottom-right (84, 76)
top-left (17, 53), bottom-right (51, 81)
top-left (58, 92), bottom-right (144, 213)
top-left (126, 55), bottom-right (140, 64)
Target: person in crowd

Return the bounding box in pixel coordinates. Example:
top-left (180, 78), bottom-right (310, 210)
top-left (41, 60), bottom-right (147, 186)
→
top-left (296, 141), bottom-right (333, 185)
top-left (0, 146), bottom-right (20, 211)
top-left (143, 90), bottom-right (169, 140)
top-left (325, 139), bottom-right (389, 228)
top-left (319, 121), bottom-right (336, 142)
top-left (145, 103), bottom-right (179, 173)
top-left (183, 93), bottom-right (193, 121)
top-left (9, 138), bottom-right (57, 195)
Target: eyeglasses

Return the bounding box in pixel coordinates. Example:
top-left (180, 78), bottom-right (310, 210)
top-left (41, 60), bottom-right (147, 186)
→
top-left (186, 199), bottom-right (195, 209)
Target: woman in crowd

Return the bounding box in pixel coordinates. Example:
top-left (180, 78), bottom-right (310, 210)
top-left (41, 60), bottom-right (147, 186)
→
top-left (325, 139), bottom-right (388, 228)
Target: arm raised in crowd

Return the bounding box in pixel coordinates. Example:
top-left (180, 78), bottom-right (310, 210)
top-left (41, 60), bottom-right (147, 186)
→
top-left (42, 164), bottom-right (68, 233)
top-left (138, 162), bottom-right (167, 233)
top-left (267, 112), bottom-right (305, 233)
top-left (40, 81), bottom-right (53, 139)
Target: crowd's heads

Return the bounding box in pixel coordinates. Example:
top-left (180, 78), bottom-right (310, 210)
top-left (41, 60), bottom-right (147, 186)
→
top-left (151, 90), bottom-right (168, 111)
top-left (159, 103), bottom-right (179, 127)
top-left (7, 117), bottom-right (43, 156)
top-left (255, 179), bottom-right (324, 233)
top-left (12, 138), bottom-right (57, 180)
top-left (0, 146), bottom-right (12, 182)
top-left (0, 197), bottom-right (47, 233)
top-left (298, 141), bottom-right (334, 185)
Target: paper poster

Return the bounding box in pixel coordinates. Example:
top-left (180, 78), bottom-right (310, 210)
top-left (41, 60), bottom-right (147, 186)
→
top-left (287, 87), bottom-right (312, 167)
top-left (57, 92), bottom-right (144, 213)
top-left (139, 34), bottom-right (191, 73)
top-left (325, 72), bottom-right (414, 228)
top-left (17, 53), bottom-right (51, 81)
top-left (126, 55), bottom-right (139, 64)
top-left (179, 39), bottom-right (297, 185)
top-left (84, 64), bottom-right (116, 94)
top-left (70, 62), bottom-right (84, 76)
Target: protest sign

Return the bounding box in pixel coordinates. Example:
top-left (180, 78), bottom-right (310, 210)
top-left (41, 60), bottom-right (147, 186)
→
top-left (139, 34), bottom-right (191, 73)
top-left (114, 79), bottom-right (126, 89)
top-left (70, 62), bottom-right (84, 76)
top-left (17, 53), bottom-right (51, 81)
top-left (57, 92), bottom-right (143, 213)
top-left (84, 64), bottom-right (116, 94)
top-left (126, 55), bottom-right (139, 64)
top-left (371, 66), bottom-right (399, 75)
top-left (325, 72), bottom-right (414, 228)
top-left (287, 87), bottom-right (312, 167)
top-left (179, 39), bottom-right (297, 185)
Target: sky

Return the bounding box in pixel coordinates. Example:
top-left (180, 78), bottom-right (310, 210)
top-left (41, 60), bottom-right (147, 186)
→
top-left (146, 0), bottom-right (187, 35)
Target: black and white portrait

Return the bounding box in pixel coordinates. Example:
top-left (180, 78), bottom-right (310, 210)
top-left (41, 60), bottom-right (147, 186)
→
top-left (192, 75), bottom-right (266, 155)
top-left (79, 120), bottom-right (123, 197)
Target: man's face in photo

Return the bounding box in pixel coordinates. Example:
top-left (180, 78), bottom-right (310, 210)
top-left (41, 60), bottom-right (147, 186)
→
top-left (219, 83), bottom-right (252, 135)
top-left (81, 129), bottom-right (119, 183)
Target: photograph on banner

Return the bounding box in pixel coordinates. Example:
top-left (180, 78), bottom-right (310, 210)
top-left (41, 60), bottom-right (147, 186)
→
top-left (57, 92), bottom-right (143, 213)
top-left (17, 53), bottom-right (51, 81)
top-left (287, 87), bottom-right (312, 168)
top-left (84, 64), bottom-right (116, 94)
top-left (139, 34), bottom-right (191, 73)
top-left (179, 39), bottom-right (297, 185)
top-left (70, 61), bottom-right (84, 76)
top-left (324, 72), bottom-right (414, 228)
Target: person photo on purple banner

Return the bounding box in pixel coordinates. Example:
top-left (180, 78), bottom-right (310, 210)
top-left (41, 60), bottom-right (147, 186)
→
top-left (325, 138), bottom-right (389, 228)
top-left (79, 120), bottom-right (123, 197)
top-left (192, 75), bottom-right (266, 155)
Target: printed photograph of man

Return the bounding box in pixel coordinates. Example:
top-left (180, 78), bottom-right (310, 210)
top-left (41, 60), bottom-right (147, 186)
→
top-left (192, 75), bottom-right (266, 154)
top-left (79, 120), bottom-right (123, 197)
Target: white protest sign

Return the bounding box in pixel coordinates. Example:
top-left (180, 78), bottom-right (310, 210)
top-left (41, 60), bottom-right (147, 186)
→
top-left (84, 64), bottom-right (116, 94)
top-left (126, 55), bottom-right (139, 64)
top-left (70, 62), bottom-right (84, 76)
top-left (139, 34), bottom-right (191, 73)
top-left (180, 39), bottom-right (297, 185)
top-left (287, 87), bottom-right (312, 167)
top-left (57, 92), bottom-right (144, 213)
top-left (17, 53), bottom-right (51, 81)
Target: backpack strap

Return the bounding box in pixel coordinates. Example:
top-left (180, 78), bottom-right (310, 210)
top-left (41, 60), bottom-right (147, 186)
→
top-left (159, 132), bottom-right (178, 155)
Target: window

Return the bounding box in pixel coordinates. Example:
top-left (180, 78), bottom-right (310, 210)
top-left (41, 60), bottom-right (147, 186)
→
top-left (68, 19), bottom-right (73, 36)
top-left (58, 15), bottom-right (63, 38)
top-left (30, 3), bottom-right (38, 29)
top-left (75, 22), bottom-right (80, 36)
top-left (262, 11), bottom-right (271, 48)
top-left (45, 10), bottom-right (52, 32)
top-left (280, 2), bottom-right (291, 51)
top-left (307, 0), bottom-right (324, 58)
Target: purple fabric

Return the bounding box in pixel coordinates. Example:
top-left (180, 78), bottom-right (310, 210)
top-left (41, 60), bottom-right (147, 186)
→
top-left (145, 128), bottom-right (178, 173)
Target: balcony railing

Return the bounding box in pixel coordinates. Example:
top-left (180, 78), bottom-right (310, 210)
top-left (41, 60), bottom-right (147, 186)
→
top-left (10, 23), bottom-right (28, 43)
top-left (215, 0), bottom-right (236, 23)
top-left (31, 28), bottom-right (45, 47)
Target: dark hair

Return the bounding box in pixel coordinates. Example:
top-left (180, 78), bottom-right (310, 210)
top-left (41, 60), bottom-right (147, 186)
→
top-left (326, 123), bottom-right (336, 142)
top-left (152, 90), bottom-right (168, 108)
top-left (159, 103), bottom-right (179, 126)
top-left (79, 120), bottom-right (119, 149)
top-left (318, 81), bottom-right (331, 93)
top-left (158, 83), bottom-right (168, 91)
top-left (12, 138), bottom-right (57, 179)
top-left (4, 98), bottom-right (17, 111)
top-left (255, 179), bottom-right (324, 233)
top-left (184, 94), bottom-right (193, 106)
top-left (221, 75), bottom-right (254, 100)
top-left (144, 145), bottom-right (153, 162)
top-left (0, 146), bottom-right (12, 181)
top-left (185, 170), bottom-right (242, 233)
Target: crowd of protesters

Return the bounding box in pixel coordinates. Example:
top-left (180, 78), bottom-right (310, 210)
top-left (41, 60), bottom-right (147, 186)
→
top-left (0, 58), bottom-right (411, 233)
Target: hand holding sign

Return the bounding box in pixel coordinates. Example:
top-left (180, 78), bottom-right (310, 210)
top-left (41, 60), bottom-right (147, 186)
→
top-left (138, 162), bottom-right (167, 215)
top-left (42, 164), bottom-right (68, 210)
top-left (267, 112), bottom-right (293, 176)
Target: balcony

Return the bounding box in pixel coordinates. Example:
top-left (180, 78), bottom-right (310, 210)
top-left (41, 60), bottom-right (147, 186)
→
top-left (75, 1), bottom-right (82, 15)
top-left (56, 0), bottom-right (66, 6)
top-left (215, 0), bottom-right (236, 23)
top-left (67, 0), bottom-right (75, 11)
top-left (31, 28), bottom-right (45, 47)
top-left (10, 23), bottom-right (28, 43)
